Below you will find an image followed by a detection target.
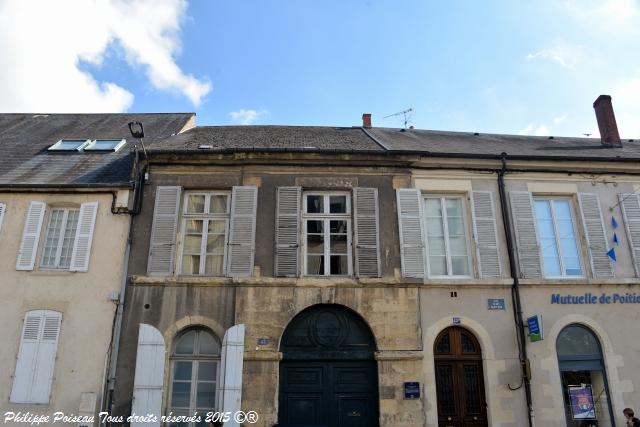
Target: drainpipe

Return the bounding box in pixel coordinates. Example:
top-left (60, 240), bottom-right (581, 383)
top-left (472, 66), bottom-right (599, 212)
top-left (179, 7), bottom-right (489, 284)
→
top-left (497, 153), bottom-right (535, 427)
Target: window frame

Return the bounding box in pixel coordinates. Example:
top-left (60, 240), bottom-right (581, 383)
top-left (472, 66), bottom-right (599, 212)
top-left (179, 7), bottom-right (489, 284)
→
top-left (422, 194), bottom-right (473, 278)
top-left (47, 139), bottom-right (91, 151)
top-left (39, 207), bottom-right (80, 270)
top-left (302, 191), bottom-right (353, 277)
top-left (533, 196), bottom-right (584, 279)
top-left (177, 191), bottom-right (231, 277)
top-left (83, 138), bottom-right (126, 152)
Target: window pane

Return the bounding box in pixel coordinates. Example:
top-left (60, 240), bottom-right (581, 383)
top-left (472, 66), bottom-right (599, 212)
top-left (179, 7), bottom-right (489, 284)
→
top-left (206, 235), bottom-right (225, 253)
top-left (329, 196), bottom-right (347, 213)
top-left (59, 209), bottom-right (79, 268)
top-left (448, 236), bottom-right (467, 256)
top-left (196, 381), bottom-right (216, 408)
top-left (185, 219), bottom-right (203, 233)
top-left (198, 333), bottom-right (220, 355)
top-left (307, 255), bottom-right (324, 275)
top-left (330, 255), bottom-right (348, 275)
top-left (184, 235), bottom-right (203, 254)
top-left (534, 200), bottom-right (552, 220)
top-left (424, 198), bottom-right (442, 217)
top-left (446, 216), bottom-right (465, 236)
top-left (330, 220), bottom-right (347, 233)
top-left (330, 235), bottom-right (347, 254)
top-left (428, 236), bottom-right (446, 256)
top-left (171, 381), bottom-right (191, 408)
top-left (198, 362), bottom-right (218, 381)
top-left (554, 200), bottom-right (572, 220)
top-left (175, 330), bottom-right (196, 354)
top-left (426, 217), bottom-right (444, 237)
top-left (557, 325), bottom-right (602, 357)
top-left (182, 255), bottom-right (200, 274)
top-left (307, 234), bottom-right (324, 254)
top-left (173, 362), bottom-right (192, 381)
top-left (210, 195), bottom-right (228, 213)
top-left (306, 195), bottom-right (323, 213)
top-left (204, 255), bottom-right (224, 275)
top-left (429, 256), bottom-right (447, 276)
top-left (445, 198), bottom-right (463, 218)
top-left (306, 220), bottom-right (323, 234)
top-left (186, 195), bottom-right (206, 213)
top-left (208, 219), bottom-right (226, 233)
top-left (42, 209), bottom-right (64, 267)
top-left (451, 256), bottom-right (469, 276)
top-left (543, 255), bottom-right (562, 276)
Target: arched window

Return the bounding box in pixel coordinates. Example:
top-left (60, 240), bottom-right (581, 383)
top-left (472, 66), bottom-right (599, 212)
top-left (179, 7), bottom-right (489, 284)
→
top-left (556, 324), bottom-right (614, 427)
top-left (169, 328), bottom-right (220, 426)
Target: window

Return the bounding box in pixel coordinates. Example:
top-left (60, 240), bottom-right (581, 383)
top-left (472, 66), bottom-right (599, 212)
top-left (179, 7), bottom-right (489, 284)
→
top-left (169, 328), bottom-right (220, 427)
top-left (84, 139), bottom-right (126, 152)
top-left (423, 196), bottom-right (471, 277)
top-left (179, 192), bottom-right (230, 276)
top-left (303, 192), bottom-right (352, 276)
top-left (48, 139), bottom-right (90, 151)
top-left (41, 208), bottom-right (80, 269)
top-left (534, 198), bottom-right (582, 277)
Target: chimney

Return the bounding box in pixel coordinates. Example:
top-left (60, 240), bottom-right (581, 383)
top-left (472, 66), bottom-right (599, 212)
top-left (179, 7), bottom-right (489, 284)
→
top-left (593, 95), bottom-right (622, 147)
top-left (362, 113), bottom-right (372, 128)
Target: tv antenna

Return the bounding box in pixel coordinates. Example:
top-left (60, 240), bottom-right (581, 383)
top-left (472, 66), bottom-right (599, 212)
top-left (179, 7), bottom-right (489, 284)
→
top-left (384, 108), bottom-right (414, 128)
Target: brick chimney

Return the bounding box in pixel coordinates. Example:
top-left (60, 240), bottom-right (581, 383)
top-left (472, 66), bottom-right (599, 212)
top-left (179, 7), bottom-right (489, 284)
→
top-left (593, 95), bottom-right (622, 147)
top-left (362, 113), bottom-right (372, 128)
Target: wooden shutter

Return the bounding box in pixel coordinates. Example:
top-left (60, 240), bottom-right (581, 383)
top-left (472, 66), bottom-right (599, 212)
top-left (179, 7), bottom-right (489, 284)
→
top-left (16, 201), bottom-right (46, 270)
top-left (10, 310), bottom-right (61, 404)
top-left (579, 193), bottom-right (614, 278)
top-left (0, 202), bottom-right (6, 235)
top-left (217, 324), bottom-right (245, 425)
top-left (132, 324), bottom-right (165, 427)
top-left (396, 188), bottom-right (426, 278)
top-left (509, 191), bottom-right (542, 278)
top-left (275, 187), bottom-right (301, 277)
top-left (69, 202), bottom-right (98, 272)
top-left (226, 186), bottom-right (258, 277)
top-left (147, 186), bottom-right (181, 276)
top-left (619, 193), bottom-right (640, 276)
top-left (353, 187), bottom-right (381, 277)
top-left (471, 191), bottom-right (501, 278)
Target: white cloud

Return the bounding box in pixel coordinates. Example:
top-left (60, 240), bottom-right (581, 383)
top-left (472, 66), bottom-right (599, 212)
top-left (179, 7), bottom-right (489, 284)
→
top-left (0, 0), bottom-right (210, 113)
top-left (553, 114), bottom-right (568, 125)
top-left (526, 41), bottom-right (582, 69)
top-left (230, 109), bottom-right (268, 125)
top-left (518, 123), bottom-right (550, 136)
top-left (563, 0), bottom-right (639, 30)
top-left (612, 76), bottom-right (640, 137)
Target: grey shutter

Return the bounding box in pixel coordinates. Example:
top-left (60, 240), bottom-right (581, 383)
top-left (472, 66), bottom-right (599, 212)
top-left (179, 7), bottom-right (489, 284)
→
top-left (147, 186), bottom-right (181, 276)
top-left (578, 193), bottom-right (614, 278)
top-left (132, 324), bottom-right (164, 427)
top-left (69, 201), bottom-right (98, 272)
top-left (226, 186), bottom-right (258, 277)
top-left (471, 191), bottom-right (501, 278)
top-left (353, 187), bottom-right (381, 277)
top-left (16, 201), bottom-right (46, 271)
top-left (275, 187), bottom-right (301, 277)
top-left (619, 193), bottom-right (640, 276)
top-left (216, 324), bottom-right (246, 423)
top-left (509, 191), bottom-right (542, 278)
top-left (396, 188), bottom-right (426, 278)
top-left (0, 202), bottom-right (6, 235)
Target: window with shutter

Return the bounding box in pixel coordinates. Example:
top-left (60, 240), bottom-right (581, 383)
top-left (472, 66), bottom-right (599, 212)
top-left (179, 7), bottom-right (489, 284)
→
top-left (148, 186), bottom-right (182, 276)
top-left (69, 202), bottom-right (98, 272)
top-left (275, 187), bottom-right (301, 277)
top-left (226, 186), bottom-right (258, 277)
top-left (0, 202), bottom-right (6, 235)
top-left (471, 191), bottom-right (501, 278)
top-left (353, 188), bottom-right (381, 277)
top-left (619, 193), bottom-right (640, 276)
top-left (396, 189), bottom-right (426, 278)
top-left (509, 191), bottom-right (542, 278)
top-left (16, 201), bottom-right (47, 271)
top-left (578, 193), bottom-right (613, 278)
top-left (10, 310), bottom-right (61, 404)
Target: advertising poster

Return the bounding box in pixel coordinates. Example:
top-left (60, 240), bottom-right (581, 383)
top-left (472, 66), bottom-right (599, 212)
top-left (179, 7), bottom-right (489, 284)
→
top-left (569, 385), bottom-right (597, 420)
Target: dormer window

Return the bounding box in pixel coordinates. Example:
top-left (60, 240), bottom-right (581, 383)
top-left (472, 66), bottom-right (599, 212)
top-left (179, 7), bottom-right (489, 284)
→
top-left (47, 139), bottom-right (90, 151)
top-left (84, 139), bottom-right (126, 152)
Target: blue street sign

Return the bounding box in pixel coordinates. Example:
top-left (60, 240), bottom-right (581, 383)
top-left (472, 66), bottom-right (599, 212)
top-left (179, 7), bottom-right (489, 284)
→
top-left (404, 382), bottom-right (420, 399)
top-left (487, 299), bottom-right (506, 310)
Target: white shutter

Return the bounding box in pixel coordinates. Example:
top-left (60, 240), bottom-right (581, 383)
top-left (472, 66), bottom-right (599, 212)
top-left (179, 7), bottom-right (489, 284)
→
top-left (619, 193), bottom-right (640, 276)
top-left (226, 186), bottom-right (258, 277)
top-left (10, 310), bottom-right (61, 404)
top-left (471, 191), bottom-right (501, 278)
top-left (275, 187), bottom-right (301, 277)
top-left (579, 193), bottom-right (614, 278)
top-left (69, 202), bottom-right (98, 272)
top-left (216, 324), bottom-right (245, 427)
top-left (509, 191), bottom-right (542, 278)
top-left (396, 189), bottom-right (426, 278)
top-left (354, 187), bottom-right (381, 277)
top-left (0, 202), bottom-right (6, 235)
top-left (147, 186), bottom-right (182, 276)
top-left (132, 324), bottom-right (165, 427)
top-left (16, 201), bottom-right (46, 270)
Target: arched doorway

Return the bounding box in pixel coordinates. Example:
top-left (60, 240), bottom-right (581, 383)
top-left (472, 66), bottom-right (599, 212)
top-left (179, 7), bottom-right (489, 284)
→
top-left (434, 326), bottom-right (487, 427)
top-left (556, 324), bottom-right (615, 427)
top-left (278, 304), bottom-right (379, 427)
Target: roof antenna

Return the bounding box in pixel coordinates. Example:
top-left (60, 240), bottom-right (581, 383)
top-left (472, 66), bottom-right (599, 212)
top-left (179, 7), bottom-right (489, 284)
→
top-left (384, 107), bottom-right (414, 129)
top-left (128, 121), bottom-right (147, 159)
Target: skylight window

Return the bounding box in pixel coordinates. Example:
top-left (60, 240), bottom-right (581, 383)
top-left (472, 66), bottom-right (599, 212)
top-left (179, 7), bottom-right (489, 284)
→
top-left (48, 139), bottom-right (90, 151)
top-left (84, 139), bottom-right (126, 152)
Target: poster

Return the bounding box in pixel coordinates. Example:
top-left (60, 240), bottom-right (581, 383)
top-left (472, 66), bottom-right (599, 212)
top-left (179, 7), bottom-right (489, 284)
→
top-left (568, 385), bottom-right (597, 420)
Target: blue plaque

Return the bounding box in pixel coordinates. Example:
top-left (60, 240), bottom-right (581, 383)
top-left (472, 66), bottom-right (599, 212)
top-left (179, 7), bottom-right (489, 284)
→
top-left (487, 298), bottom-right (505, 310)
top-left (257, 337), bottom-right (269, 346)
top-left (404, 382), bottom-right (420, 399)
top-left (452, 317), bottom-right (461, 325)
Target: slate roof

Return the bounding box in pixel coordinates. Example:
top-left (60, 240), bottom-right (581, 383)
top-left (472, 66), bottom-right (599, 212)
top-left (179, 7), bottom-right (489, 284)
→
top-left (0, 113), bottom-right (194, 187)
top-left (149, 125), bottom-right (385, 152)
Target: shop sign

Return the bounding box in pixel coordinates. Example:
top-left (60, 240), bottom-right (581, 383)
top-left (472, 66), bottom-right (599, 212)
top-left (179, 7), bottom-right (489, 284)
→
top-left (569, 384), bottom-right (597, 420)
top-left (527, 315), bottom-right (543, 342)
top-left (551, 292), bottom-right (640, 305)
top-left (404, 382), bottom-right (420, 399)
top-left (487, 298), bottom-right (505, 310)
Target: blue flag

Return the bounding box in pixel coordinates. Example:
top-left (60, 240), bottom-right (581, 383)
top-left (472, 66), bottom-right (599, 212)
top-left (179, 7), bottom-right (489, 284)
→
top-left (613, 233), bottom-right (619, 246)
top-left (612, 216), bottom-right (619, 229)
top-left (607, 248), bottom-right (617, 261)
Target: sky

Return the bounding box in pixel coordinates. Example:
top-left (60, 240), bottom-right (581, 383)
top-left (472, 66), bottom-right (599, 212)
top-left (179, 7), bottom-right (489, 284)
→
top-left (0, 0), bottom-right (639, 137)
